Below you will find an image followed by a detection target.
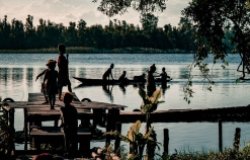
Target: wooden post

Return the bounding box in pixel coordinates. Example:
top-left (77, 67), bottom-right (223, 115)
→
top-left (163, 128), bottom-right (169, 156)
top-left (79, 136), bottom-right (90, 156)
top-left (218, 120), bottom-right (223, 152)
top-left (233, 127), bottom-right (241, 151)
top-left (106, 109), bottom-right (119, 146)
top-left (24, 108), bottom-right (28, 151)
top-left (115, 121), bottom-right (121, 153)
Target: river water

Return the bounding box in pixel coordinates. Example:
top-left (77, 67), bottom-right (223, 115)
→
top-left (0, 53), bottom-right (250, 154)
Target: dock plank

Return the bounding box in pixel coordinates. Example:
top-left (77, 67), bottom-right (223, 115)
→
top-left (81, 101), bottom-right (127, 110)
top-left (30, 127), bottom-right (91, 152)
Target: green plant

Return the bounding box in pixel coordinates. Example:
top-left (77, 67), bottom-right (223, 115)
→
top-left (0, 102), bottom-right (15, 158)
top-left (106, 120), bottom-right (160, 160)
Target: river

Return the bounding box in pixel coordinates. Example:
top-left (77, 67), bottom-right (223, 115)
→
top-left (0, 53), bottom-right (250, 154)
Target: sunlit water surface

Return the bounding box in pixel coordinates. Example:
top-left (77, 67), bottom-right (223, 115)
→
top-left (0, 53), bottom-right (250, 154)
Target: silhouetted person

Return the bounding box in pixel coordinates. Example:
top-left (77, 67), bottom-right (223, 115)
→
top-left (159, 67), bottom-right (170, 87)
top-left (147, 65), bottom-right (156, 96)
top-left (133, 73), bottom-right (146, 82)
top-left (118, 71), bottom-right (128, 84)
top-left (43, 60), bottom-right (58, 109)
top-left (102, 63), bottom-right (114, 80)
top-left (60, 92), bottom-right (78, 158)
top-left (36, 69), bottom-right (49, 104)
top-left (118, 71), bottom-right (127, 81)
top-left (150, 64), bottom-right (156, 72)
top-left (58, 44), bottom-right (72, 100)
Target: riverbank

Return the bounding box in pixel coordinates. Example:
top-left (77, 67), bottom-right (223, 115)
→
top-left (0, 47), bottom-right (192, 54)
top-left (162, 147), bottom-right (250, 160)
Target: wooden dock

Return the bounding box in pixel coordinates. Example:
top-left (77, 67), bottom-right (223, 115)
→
top-left (2, 92), bottom-right (128, 156)
top-left (2, 92), bottom-right (250, 155)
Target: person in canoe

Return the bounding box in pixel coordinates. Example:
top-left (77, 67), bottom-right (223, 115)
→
top-left (118, 71), bottom-right (129, 84)
top-left (102, 63), bottom-right (114, 80)
top-left (133, 73), bottom-right (146, 83)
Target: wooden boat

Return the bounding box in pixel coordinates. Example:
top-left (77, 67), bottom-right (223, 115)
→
top-left (73, 77), bottom-right (171, 86)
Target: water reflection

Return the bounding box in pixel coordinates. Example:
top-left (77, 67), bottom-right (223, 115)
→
top-left (0, 68), bottom-right (9, 85)
top-left (1, 55), bottom-right (250, 153)
top-left (102, 85), bottom-right (114, 102)
top-left (12, 68), bottom-right (23, 82)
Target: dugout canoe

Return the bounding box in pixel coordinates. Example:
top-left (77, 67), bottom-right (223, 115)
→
top-left (73, 77), bottom-right (171, 86)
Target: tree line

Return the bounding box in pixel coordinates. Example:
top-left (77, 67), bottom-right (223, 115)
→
top-left (0, 14), bottom-right (199, 52)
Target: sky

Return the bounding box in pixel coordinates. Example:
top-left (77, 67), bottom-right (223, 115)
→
top-left (0, 0), bottom-right (191, 27)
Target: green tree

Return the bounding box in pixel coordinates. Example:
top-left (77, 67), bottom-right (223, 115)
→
top-left (25, 15), bottom-right (36, 48)
top-left (77, 19), bottom-right (87, 46)
top-left (0, 15), bottom-right (11, 49)
top-left (140, 13), bottom-right (158, 32)
top-left (177, 17), bottom-right (196, 52)
top-left (10, 19), bottom-right (25, 49)
top-left (184, 0), bottom-right (250, 79)
top-left (93, 0), bottom-right (167, 17)
top-left (65, 22), bottom-right (78, 46)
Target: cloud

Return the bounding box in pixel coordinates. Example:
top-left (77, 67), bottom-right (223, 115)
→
top-left (0, 0), bottom-right (191, 27)
top-left (158, 0), bottom-right (192, 26)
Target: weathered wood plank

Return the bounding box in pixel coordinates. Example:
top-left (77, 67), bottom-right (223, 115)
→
top-left (28, 92), bottom-right (80, 102)
top-left (119, 106), bottom-right (250, 123)
top-left (30, 127), bottom-right (91, 152)
top-left (30, 127), bottom-right (91, 136)
top-left (81, 101), bottom-right (127, 110)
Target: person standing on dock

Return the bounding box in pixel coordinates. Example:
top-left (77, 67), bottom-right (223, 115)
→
top-left (102, 63), bottom-right (114, 80)
top-left (43, 59), bottom-right (58, 109)
top-left (36, 69), bottom-right (49, 104)
top-left (60, 92), bottom-right (78, 158)
top-left (57, 44), bottom-right (72, 101)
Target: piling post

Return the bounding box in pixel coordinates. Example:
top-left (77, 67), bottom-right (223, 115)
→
top-left (114, 121), bottom-right (121, 153)
top-left (218, 120), bottom-right (223, 152)
top-left (24, 108), bottom-right (28, 151)
top-left (233, 127), bottom-right (241, 151)
top-left (163, 128), bottom-right (169, 156)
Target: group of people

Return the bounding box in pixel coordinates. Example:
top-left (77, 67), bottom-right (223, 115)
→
top-left (102, 63), bottom-right (129, 82)
top-left (36, 44), bottom-right (77, 158)
top-left (36, 44), bottom-right (72, 109)
top-left (147, 64), bottom-right (170, 96)
top-left (102, 63), bottom-right (170, 96)
top-left (34, 48), bottom-right (170, 158)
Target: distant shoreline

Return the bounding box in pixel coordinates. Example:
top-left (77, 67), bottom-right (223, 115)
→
top-left (0, 47), bottom-right (194, 54)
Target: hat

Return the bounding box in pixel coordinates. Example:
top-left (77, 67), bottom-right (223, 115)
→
top-left (46, 59), bottom-right (57, 66)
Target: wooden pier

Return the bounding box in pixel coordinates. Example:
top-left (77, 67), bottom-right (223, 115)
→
top-left (2, 92), bottom-right (250, 156)
top-left (2, 92), bottom-right (127, 157)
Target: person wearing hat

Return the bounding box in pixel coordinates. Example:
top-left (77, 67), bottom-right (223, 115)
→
top-left (43, 59), bottom-right (58, 109)
top-left (57, 44), bottom-right (72, 101)
top-left (36, 70), bottom-right (49, 104)
top-left (60, 92), bottom-right (78, 158)
top-left (36, 60), bottom-right (58, 104)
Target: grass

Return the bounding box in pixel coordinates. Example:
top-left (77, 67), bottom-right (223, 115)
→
top-left (162, 145), bottom-right (250, 160)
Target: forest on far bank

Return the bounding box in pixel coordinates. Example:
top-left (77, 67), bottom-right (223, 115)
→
top-left (0, 15), bottom-right (235, 53)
